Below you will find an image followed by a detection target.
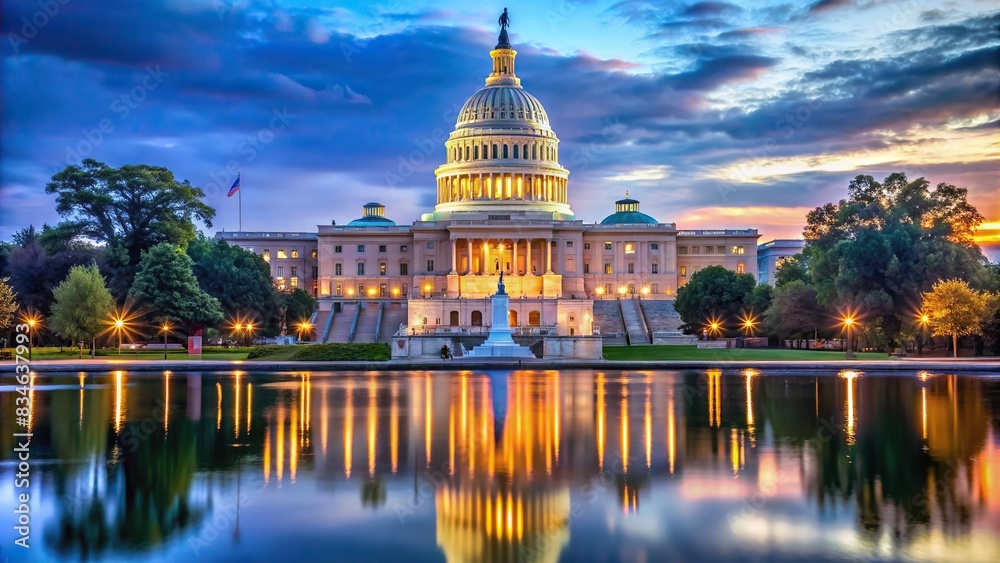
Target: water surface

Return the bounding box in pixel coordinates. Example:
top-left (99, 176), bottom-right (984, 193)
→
top-left (1, 369), bottom-right (999, 562)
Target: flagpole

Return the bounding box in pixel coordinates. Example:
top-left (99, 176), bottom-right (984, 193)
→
top-left (238, 172), bottom-right (242, 232)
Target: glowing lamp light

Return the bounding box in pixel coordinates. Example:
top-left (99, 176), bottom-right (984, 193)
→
top-left (347, 288), bottom-right (355, 296)
top-left (596, 287), bottom-right (605, 295)
top-left (617, 286), bottom-right (627, 295)
top-left (368, 288), bottom-right (376, 297)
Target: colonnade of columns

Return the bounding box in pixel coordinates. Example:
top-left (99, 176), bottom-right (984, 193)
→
top-left (437, 173), bottom-right (568, 204)
top-left (449, 237), bottom-right (553, 275)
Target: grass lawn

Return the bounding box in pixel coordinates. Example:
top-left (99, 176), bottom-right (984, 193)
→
top-left (603, 345), bottom-right (889, 362)
top-left (2, 346), bottom-right (251, 361)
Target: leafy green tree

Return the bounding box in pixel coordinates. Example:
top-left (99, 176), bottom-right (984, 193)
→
top-left (744, 283), bottom-right (773, 317)
top-left (278, 288), bottom-right (317, 333)
top-left (0, 277), bottom-right (17, 331)
top-left (129, 243), bottom-right (223, 331)
top-left (45, 159), bottom-right (215, 267)
top-left (922, 279), bottom-right (998, 357)
top-left (674, 265), bottom-right (756, 334)
top-left (763, 281), bottom-right (826, 343)
top-left (50, 265), bottom-right (114, 357)
top-left (5, 232), bottom-right (104, 318)
top-left (186, 235), bottom-right (278, 320)
top-left (803, 172), bottom-right (991, 346)
top-left (774, 255), bottom-right (809, 287)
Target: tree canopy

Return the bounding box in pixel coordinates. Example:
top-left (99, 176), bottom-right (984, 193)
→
top-left (802, 172), bottom-right (991, 345)
top-left (128, 243), bottom-right (223, 330)
top-left (922, 279), bottom-right (999, 357)
top-left (674, 265), bottom-right (757, 334)
top-left (45, 159), bottom-right (215, 266)
top-left (764, 281), bottom-right (825, 341)
top-left (0, 277), bottom-right (17, 331)
top-left (187, 235), bottom-right (278, 319)
top-left (49, 265), bottom-right (114, 352)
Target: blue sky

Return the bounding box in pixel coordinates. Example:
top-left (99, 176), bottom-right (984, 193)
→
top-left (2, 0), bottom-right (998, 258)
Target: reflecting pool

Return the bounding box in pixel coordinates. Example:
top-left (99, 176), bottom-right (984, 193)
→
top-left (1, 370), bottom-right (999, 562)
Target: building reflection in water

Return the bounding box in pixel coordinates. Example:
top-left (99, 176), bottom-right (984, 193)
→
top-left (8, 367), bottom-right (999, 561)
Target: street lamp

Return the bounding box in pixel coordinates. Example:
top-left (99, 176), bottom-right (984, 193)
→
top-left (596, 286), bottom-right (605, 300)
top-left (296, 320), bottom-right (313, 343)
top-left (20, 312), bottom-right (40, 360)
top-left (245, 322), bottom-right (255, 347)
top-left (160, 322), bottom-right (171, 360)
top-left (842, 315), bottom-right (856, 359)
top-left (739, 313), bottom-right (757, 337)
top-left (641, 286), bottom-right (650, 299)
top-left (917, 313), bottom-right (930, 354)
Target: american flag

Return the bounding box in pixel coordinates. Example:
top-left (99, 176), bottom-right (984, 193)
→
top-left (227, 174), bottom-right (241, 197)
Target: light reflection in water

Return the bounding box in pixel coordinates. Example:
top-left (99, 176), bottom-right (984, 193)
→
top-left (22, 369), bottom-right (1000, 563)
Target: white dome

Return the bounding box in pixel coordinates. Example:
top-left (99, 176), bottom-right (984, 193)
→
top-left (457, 86), bottom-right (550, 128)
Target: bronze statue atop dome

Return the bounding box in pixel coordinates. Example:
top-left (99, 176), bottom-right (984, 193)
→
top-left (498, 8), bottom-right (510, 30)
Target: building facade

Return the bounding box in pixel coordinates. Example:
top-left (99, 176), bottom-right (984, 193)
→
top-left (756, 239), bottom-right (805, 286)
top-left (217, 23), bottom-right (760, 342)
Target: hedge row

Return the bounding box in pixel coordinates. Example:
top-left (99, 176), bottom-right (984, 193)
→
top-left (246, 345), bottom-right (284, 359)
top-left (291, 343), bottom-right (391, 361)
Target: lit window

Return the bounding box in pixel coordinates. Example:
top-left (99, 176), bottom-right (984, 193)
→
top-left (681, 266), bottom-right (687, 276)
top-left (335, 263), bottom-right (342, 276)
top-left (625, 243), bottom-right (635, 254)
top-left (732, 246), bottom-right (745, 255)
top-left (311, 250), bottom-right (317, 258)
top-left (604, 284), bottom-right (612, 294)
top-left (737, 263), bottom-right (745, 274)
top-left (290, 277), bottom-right (298, 287)
top-left (335, 284), bottom-right (342, 296)
top-left (262, 250), bottom-right (270, 261)
top-left (604, 242), bottom-right (612, 250)
top-left (291, 250), bottom-right (299, 258)
top-left (277, 250), bottom-right (287, 259)
top-left (604, 263), bottom-right (612, 274)
top-left (380, 263), bottom-right (386, 275)
top-left (651, 284), bottom-right (658, 293)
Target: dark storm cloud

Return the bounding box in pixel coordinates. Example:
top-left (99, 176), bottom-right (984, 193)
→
top-left (807, 0), bottom-right (854, 14)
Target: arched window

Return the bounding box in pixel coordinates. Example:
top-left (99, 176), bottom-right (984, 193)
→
top-left (422, 317), bottom-right (428, 325)
top-left (528, 310), bottom-right (540, 326)
top-left (523, 144), bottom-right (528, 159)
top-left (502, 144), bottom-right (509, 159)
top-left (474, 145), bottom-right (479, 159)
top-left (449, 311), bottom-right (459, 326)
top-left (532, 144), bottom-right (537, 159)
top-left (471, 310), bottom-right (483, 326)
top-left (513, 145), bottom-right (519, 159)
top-left (492, 144), bottom-right (498, 159)
top-left (464, 146), bottom-right (469, 161)
top-left (508, 310), bottom-right (518, 327)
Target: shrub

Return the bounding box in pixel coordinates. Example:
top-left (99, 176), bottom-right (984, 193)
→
top-left (291, 343), bottom-right (391, 361)
top-left (246, 345), bottom-right (283, 359)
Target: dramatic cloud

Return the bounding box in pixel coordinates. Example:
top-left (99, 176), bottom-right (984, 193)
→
top-left (1, 0), bottom-right (998, 261)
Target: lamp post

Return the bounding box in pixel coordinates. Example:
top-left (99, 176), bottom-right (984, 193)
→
top-left (245, 322), bottom-right (254, 347)
top-left (114, 318), bottom-right (124, 354)
top-left (25, 317), bottom-right (37, 360)
top-left (296, 320), bottom-right (313, 343)
top-left (160, 322), bottom-right (171, 360)
top-left (234, 323), bottom-right (243, 347)
top-left (843, 315), bottom-right (856, 360)
top-left (596, 286), bottom-right (605, 300)
top-left (918, 313), bottom-right (930, 355)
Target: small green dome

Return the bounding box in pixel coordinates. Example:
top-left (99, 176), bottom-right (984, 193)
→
top-left (347, 202), bottom-right (396, 226)
top-left (600, 192), bottom-right (658, 225)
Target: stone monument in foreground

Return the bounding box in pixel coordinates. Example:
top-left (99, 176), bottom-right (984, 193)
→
top-left (466, 272), bottom-right (534, 358)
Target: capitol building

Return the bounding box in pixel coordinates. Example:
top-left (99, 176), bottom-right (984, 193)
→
top-left (218, 20), bottom-right (759, 357)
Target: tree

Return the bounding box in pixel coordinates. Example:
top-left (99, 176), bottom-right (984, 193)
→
top-left (674, 265), bottom-right (757, 334)
top-left (764, 281), bottom-right (825, 344)
top-left (128, 243), bottom-right (223, 331)
top-left (774, 255), bottom-right (809, 287)
top-left (802, 172), bottom-right (991, 347)
top-left (0, 277), bottom-right (17, 332)
top-left (744, 283), bottom-right (773, 318)
top-left (921, 279), bottom-right (998, 357)
top-left (5, 232), bottom-right (103, 318)
top-left (50, 265), bottom-right (114, 358)
top-left (277, 288), bottom-right (318, 336)
top-left (186, 235), bottom-right (279, 321)
top-left (45, 159), bottom-right (215, 266)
